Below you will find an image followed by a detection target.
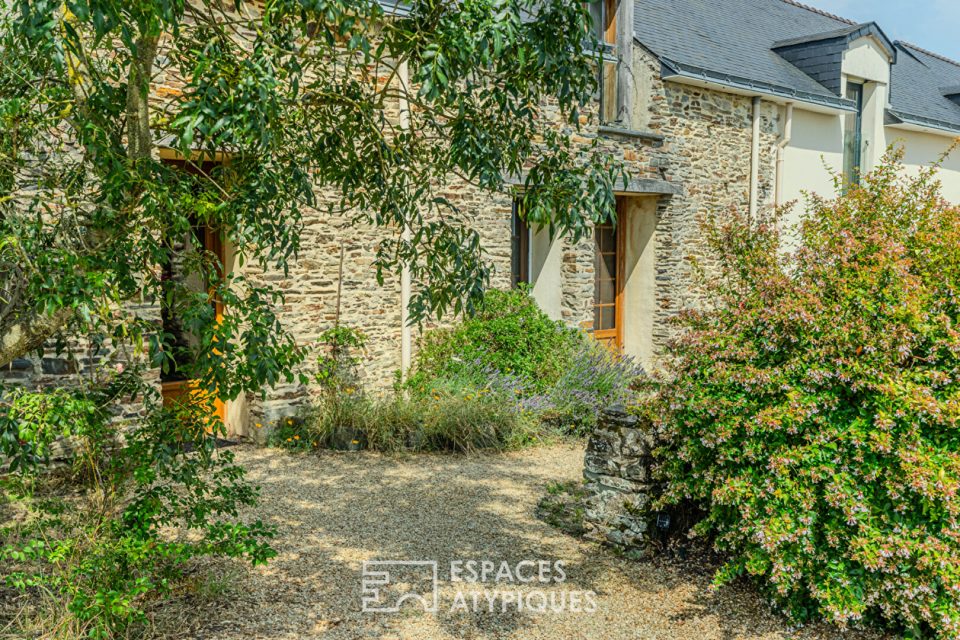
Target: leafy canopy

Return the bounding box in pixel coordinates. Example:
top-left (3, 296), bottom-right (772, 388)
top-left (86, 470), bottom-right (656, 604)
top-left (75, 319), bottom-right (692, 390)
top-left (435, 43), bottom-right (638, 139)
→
top-left (0, 2), bottom-right (621, 635)
top-left (0, 0), bottom-right (622, 388)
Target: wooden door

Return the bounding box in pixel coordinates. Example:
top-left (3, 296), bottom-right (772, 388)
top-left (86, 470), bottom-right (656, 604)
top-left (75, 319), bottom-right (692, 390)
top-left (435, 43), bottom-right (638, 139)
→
top-left (160, 159), bottom-right (227, 427)
top-left (592, 199), bottom-right (625, 351)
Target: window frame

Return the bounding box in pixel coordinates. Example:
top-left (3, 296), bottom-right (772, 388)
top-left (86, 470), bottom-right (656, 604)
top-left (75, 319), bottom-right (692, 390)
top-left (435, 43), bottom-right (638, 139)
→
top-left (511, 199), bottom-right (531, 288)
top-left (591, 197), bottom-right (625, 351)
top-left (590, 0), bottom-right (621, 125)
top-left (843, 80), bottom-right (865, 187)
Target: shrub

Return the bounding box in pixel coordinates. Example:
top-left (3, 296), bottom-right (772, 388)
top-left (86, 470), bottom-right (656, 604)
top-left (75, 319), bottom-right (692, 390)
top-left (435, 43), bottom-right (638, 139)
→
top-left (651, 150), bottom-right (960, 636)
top-left (315, 325), bottom-right (367, 393)
top-left (290, 387), bottom-right (541, 454)
top-left (0, 375), bottom-right (274, 638)
top-left (416, 385), bottom-right (542, 452)
top-left (408, 288), bottom-right (580, 393)
top-left (408, 287), bottom-right (641, 434)
top-left (284, 290), bottom-right (639, 455)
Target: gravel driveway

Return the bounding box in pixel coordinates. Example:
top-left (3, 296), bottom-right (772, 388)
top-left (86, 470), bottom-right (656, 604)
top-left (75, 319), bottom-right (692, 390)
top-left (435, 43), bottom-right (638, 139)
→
top-left (173, 443), bottom-right (885, 640)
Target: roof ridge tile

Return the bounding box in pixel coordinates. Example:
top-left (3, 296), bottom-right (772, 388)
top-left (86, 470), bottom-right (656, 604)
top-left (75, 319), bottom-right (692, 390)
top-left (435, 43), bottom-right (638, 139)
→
top-left (776, 0), bottom-right (855, 26)
top-left (897, 41), bottom-right (960, 70)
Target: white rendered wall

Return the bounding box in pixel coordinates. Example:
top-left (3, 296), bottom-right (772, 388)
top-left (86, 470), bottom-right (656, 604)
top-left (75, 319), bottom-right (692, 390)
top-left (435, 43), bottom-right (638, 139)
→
top-left (529, 225), bottom-right (564, 321)
top-left (842, 37), bottom-right (891, 85)
top-left (780, 108), bottom-right (845, 227)
top-left (622, 197), bottom-right (658, 372)
top-left (886, 128), bottom-right (960, 203)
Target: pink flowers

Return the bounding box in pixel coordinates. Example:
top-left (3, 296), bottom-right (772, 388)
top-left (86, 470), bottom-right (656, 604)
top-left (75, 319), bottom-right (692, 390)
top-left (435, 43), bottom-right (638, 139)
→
top-left (651, 150), bottom-right (960, 635)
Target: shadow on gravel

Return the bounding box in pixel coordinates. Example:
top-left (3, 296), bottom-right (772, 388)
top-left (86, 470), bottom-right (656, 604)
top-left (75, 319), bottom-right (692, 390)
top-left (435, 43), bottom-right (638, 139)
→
top-left (158, 446), bottom-right (888, 640)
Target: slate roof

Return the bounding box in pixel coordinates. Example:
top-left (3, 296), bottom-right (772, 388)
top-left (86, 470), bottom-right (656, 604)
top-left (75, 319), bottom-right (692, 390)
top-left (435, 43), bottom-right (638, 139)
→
top-left (633, 0), bottom-right (960, 133)
top-left (888, 43), bottom-right (960, 133)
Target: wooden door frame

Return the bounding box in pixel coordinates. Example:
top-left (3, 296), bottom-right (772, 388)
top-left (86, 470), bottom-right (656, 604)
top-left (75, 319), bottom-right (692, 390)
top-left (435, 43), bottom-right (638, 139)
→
top-left (593, 197), bottom-right (626, 351)
top-left (160, 156), bottom-right (229, 427)
top-left (614, 198), bottom-right (625, 350)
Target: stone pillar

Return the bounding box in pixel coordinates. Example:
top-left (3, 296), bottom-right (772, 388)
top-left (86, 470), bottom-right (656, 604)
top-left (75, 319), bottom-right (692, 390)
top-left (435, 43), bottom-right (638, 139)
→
top-left (582, 405), bottom-right (662, 553)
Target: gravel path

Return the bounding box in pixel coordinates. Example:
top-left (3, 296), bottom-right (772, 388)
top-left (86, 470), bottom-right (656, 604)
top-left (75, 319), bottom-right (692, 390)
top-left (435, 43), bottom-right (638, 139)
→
top-left (176, 444), bottom-right (885, 640)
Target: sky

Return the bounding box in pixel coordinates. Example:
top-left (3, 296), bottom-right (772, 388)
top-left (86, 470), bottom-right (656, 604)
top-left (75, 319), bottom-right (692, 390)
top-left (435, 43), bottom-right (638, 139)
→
top-left (807, 0), bottom-right (960, 61)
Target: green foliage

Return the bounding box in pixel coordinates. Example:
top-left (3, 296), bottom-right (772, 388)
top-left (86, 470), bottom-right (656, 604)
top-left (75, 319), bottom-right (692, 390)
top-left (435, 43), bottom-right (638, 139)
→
top-left (315, 325), bottom-right (367, 392)
top-left (416, 384), bottom-right (543, 452)
top-left (1, 379), bottom-right (275, 638)
top-left (279, 386), bottom-right (542, 455)
top-left (0, 0), bottom-right (622, 368)
top-left (276, 290), bottom-right (640, 455)
top-left (408, 288), bottom-right (641, 433)
top-left (538, 337), bottom-right (642, 434)
top-left (273, 339), bottom-right (544, 454)
top-left (651, 149), bottom-right (960, 637)
top-left (0, 387), bottom-right (104, 472)
top-left (408, 288), bottom-right (580, 392)
top-left (536, 480), bottom-right (588, 537)
top-left (0, 1), bottom-right (622, 636)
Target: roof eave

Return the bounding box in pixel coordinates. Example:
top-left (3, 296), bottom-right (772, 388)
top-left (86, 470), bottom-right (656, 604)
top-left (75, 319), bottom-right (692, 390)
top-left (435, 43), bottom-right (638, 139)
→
top-left (659, 58), bottom-right (858, 113)
top-left (886, 109), bottom-right (960, 136)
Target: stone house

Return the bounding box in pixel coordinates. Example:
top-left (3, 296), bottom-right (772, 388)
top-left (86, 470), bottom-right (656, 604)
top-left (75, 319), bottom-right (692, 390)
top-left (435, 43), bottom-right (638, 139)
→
top-left (8, 0), bottom-right (960, 437)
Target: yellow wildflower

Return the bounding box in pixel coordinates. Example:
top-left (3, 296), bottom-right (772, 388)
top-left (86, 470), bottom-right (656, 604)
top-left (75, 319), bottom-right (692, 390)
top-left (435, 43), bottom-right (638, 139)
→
top-left (351, 439), bottom-right (360, 445)
top-left (255, 422), bottom-right (263, 428)
top-left (294, 435), bottom-right (300, 440)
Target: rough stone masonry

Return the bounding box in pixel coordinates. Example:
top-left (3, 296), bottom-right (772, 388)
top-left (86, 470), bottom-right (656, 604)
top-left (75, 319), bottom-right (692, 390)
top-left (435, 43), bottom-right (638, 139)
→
top-left (582, 405), bottom-right (663, 553)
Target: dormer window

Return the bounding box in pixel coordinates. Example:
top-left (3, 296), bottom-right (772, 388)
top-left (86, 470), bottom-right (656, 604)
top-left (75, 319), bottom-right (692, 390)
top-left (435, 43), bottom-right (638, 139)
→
top-left (941, 85), bottom-right (960, 107)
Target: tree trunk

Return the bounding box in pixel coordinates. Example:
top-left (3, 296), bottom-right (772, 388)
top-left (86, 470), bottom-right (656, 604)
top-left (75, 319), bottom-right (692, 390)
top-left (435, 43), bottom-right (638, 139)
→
top-left (126, 35), bottom-right (160, 161)
top-left (0, 308), bottom-right (74, 369)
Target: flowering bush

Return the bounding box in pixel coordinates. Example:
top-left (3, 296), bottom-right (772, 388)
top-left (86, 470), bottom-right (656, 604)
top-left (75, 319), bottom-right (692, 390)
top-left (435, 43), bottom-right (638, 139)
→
top-left (651, 149), bottom-right (960, 636)
top-left (531, 338), bottom-right (641, 434)
top-left (283, 291), bottom-right (639, 454)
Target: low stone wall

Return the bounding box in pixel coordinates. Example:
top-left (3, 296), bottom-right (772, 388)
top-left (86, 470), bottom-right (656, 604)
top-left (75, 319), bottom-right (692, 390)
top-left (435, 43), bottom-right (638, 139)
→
top-left (582, 405), bottom-right (664, 554)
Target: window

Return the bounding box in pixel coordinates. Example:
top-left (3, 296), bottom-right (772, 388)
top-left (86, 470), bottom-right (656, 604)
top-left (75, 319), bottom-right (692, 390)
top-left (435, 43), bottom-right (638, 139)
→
top-left (511, 199), bottom-right (530, 288)
top-left (590, 0), bottom-right (620, 124)
top-left (601, 59), bottom-right (619, 124)
top-left (843, 81), bottom-right (864, 187)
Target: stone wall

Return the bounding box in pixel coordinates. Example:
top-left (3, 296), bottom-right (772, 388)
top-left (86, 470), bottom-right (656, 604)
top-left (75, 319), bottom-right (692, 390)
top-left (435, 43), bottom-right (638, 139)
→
top-left (630, 45), bottom-right (782, 358)
top-left (582, 405), bottom-right (663, 553)
top-left (4, 22), bottom-right (787, 439)
top-left (243, 77), bottom-right (673, 433)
